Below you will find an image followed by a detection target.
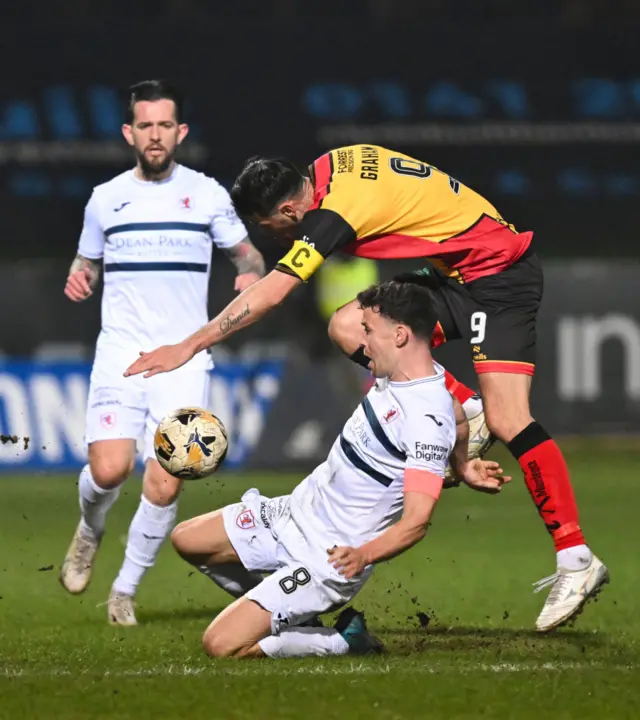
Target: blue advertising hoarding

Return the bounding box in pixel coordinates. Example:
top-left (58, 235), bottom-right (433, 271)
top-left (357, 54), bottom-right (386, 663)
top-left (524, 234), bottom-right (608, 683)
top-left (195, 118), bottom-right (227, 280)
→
top-left (0, 360), bottom-right (285, 471)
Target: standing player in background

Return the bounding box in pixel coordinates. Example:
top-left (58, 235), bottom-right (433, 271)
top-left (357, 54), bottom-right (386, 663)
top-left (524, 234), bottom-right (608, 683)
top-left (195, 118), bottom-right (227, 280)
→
top-left (60, 80), bottom-right (265, 625)
top-left (125, 145), bottom-right (608, 632)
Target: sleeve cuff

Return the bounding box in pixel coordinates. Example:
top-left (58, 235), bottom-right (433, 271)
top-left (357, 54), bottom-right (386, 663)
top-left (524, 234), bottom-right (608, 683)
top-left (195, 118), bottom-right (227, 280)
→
top-left (403, 469), bottom-right (444, 499)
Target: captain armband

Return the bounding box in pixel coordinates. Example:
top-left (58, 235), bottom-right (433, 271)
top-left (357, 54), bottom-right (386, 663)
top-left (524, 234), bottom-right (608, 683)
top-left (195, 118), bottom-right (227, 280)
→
top-left (276, 240), bottom-right (325, 282)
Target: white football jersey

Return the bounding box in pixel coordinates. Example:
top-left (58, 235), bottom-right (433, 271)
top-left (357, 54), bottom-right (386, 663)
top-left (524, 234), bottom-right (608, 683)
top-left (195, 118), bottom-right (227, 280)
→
top-left (287, 362), bottom-right (456, 549)
top-left (78, 164), bottom-right (247, 368)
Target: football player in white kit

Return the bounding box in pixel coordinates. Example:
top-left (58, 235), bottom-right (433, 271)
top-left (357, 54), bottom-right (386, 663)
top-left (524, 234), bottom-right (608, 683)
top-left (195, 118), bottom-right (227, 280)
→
top-left (59, 80), bottom-right (266, 625)
top-left (171, 281), bottom-right (509, 658)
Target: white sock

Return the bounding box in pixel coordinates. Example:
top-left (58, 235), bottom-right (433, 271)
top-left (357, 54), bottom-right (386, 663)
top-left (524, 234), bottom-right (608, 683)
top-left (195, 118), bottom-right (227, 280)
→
top-left (78, 464), bottom-right (120, 540)
top-left (557, 544), bottom-right (592, 571)
top-left (462, 394), bottom-right (483, 420)
top-left (198, 564), bottom-right (263, 598)
top-left (113, 495), bottom-right (178, 597)
top-left (259, 626), bottom-right (350, 658)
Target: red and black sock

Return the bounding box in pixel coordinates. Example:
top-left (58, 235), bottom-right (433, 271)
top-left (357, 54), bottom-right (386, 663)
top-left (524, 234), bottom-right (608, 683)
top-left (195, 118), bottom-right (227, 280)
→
top-left (444, 370), bottom-right (475, 406)
top-left (507, 422), bottom-right (586, 551)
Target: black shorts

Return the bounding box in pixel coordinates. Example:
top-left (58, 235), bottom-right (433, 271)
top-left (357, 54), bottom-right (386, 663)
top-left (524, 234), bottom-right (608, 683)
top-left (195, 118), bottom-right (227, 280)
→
top-left (395, 250), bottom-right (543, 376)
top-left (465, 248), bottom-right (542, 375)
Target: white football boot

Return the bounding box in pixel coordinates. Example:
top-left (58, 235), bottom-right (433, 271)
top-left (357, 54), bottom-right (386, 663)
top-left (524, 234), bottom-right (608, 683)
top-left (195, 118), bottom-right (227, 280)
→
top-left (534, 554), bottom-right (609, 632)
top-left (445, 394), bottom-right (495, 486)
top-left (60, 522), bottom-right (100, 594)
top-left (107, 589), bottom-right (138, 627)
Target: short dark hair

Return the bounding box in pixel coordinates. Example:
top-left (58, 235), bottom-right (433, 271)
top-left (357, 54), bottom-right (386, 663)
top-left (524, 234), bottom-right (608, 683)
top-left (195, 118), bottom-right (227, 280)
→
top-left (126, 79), bottom-right (184, 124)
top-left (357, 281), bottom-right (437, 341)
top-left (230, 156), bottom-right (304, 219)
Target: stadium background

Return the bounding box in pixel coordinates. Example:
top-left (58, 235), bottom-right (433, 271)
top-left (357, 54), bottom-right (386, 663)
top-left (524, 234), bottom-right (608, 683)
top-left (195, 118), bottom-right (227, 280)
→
top-left (0, 4), bottom-right (638, 471)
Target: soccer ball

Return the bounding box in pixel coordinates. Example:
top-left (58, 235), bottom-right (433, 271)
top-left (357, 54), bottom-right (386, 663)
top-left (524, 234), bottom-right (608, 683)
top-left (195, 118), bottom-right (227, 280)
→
top-left (154, 407), bottom-right (228, 480)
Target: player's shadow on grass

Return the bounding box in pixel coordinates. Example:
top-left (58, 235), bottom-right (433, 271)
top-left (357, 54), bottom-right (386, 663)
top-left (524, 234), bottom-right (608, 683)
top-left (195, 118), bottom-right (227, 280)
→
top-left (139, 606), bottom-right (226, 624)
top-left (381, 625), bottom-right (616, 657)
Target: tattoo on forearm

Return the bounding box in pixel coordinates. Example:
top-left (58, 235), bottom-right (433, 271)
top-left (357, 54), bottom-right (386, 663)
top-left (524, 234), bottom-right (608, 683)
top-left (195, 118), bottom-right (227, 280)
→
top-left (223, 239), bottom-right (266, 277)
top-left (69, 253), bottom-right (101, 284)
top-left (219, 304), bottom-right (251, 335)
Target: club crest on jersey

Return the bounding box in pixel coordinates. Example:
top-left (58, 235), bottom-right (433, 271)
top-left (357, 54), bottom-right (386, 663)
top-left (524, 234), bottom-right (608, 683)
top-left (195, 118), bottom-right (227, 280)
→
top-left (180, 196), bottom-right (192, 211)
top-left (236, 509), bottom-right (256, 530)
top-left (381, 407), bottom-right (400, 424)
top-left (100, 412), bottom-right (117, 429)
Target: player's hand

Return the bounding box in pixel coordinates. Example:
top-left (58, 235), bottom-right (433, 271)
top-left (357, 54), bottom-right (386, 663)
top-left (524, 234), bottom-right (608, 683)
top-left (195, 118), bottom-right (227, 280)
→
top-left (460, 458), bottom-right (512, 494)
top-left (328, 545), bottom-right (368, 579)
top-left (124, 342), bottom-right (195, 379)
top-left (64, 269), bottom-right (94, 302)
top-left (234, 272), bottom-right (262, 293)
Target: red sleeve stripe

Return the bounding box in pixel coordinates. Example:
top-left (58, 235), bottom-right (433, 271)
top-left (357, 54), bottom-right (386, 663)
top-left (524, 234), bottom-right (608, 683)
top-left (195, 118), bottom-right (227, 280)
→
top-left (310, 152), bottom-right (334, 210)
top-left (473, 360), bottom-right (535, 376)
top-left (403, 469), bottom-right (443, 499)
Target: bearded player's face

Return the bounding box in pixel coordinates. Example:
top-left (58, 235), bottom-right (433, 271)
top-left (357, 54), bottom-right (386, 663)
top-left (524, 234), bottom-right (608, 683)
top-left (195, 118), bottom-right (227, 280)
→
top-left (122, 99), bottom-right (188, 176)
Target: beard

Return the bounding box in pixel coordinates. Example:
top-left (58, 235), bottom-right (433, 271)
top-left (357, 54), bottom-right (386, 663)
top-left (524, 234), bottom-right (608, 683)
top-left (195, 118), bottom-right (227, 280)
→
top-left (136, 146), bottom-right (175, 179)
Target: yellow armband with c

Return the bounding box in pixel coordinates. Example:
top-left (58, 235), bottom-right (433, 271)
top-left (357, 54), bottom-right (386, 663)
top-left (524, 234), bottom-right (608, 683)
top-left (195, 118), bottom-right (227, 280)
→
top-left (276, 240), bottom-right (325, 282)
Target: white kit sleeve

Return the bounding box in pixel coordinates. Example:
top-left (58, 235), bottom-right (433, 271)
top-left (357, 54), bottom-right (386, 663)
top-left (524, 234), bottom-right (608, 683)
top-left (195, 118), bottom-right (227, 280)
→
top-left (209, 184), bottom-right (249, 249)
top-left (77, 191), bottom-right (105, 260)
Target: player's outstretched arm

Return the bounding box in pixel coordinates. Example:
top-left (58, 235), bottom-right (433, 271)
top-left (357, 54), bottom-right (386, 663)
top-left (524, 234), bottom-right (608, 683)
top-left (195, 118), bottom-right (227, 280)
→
top-left (222, 237), bottom-right (267, 293)
top-left (449, 395), bottom-right (512, 493)
top-left (328, 478), bottom-right (441, 579)
top-left (124, 269), bottom-right (301, 378)
top-left (64, 254), bottom-right (101, 302)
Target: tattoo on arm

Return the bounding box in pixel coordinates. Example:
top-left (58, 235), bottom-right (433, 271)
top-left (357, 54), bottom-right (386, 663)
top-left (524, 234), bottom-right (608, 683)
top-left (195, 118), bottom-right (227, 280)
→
top-left (222, 239), bottom-right (266, 277)
top-left (219, 304), bottom-right (251, 335)
top-left (69, 253), bottom-right (101, 286)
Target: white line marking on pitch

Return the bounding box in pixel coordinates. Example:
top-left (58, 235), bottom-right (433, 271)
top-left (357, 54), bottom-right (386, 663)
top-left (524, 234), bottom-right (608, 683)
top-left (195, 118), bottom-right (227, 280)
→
top-left (1, 661), bottom-right (636, 679)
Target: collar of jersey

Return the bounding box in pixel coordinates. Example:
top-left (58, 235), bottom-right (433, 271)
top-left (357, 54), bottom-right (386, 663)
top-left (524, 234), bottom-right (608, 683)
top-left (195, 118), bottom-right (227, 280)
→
top-left (129, 163), bottom-right (181, 186)
top-left (388, 370), bottom-right (444, 387)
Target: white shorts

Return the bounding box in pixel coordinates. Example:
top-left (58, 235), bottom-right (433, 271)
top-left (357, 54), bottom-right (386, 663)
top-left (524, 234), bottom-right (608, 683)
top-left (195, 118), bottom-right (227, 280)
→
top-left (85, 353), bottom-right (211, 461)
top-left (222, 488), bottom-right (369, 634)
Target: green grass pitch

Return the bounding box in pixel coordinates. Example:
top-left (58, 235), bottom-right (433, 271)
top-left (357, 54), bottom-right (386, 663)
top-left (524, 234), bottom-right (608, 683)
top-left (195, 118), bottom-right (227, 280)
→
top-left (1, 442), bottom-right (639, 719)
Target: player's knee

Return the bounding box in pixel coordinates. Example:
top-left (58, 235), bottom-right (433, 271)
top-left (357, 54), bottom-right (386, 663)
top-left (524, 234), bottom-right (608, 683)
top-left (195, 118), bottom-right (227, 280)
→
top-left (170, 522), bottom-right (196, 562)
top-left (328, 302), bottom-right (361, 352)
top-left (170, 522), bottom-right (187, 553)
top-left (89, 456), bottom-right (133, 489)
top-left (479, 374), bottom-right (533, 443)
top-left (143, 462), bottom-right (182, 506)
top-left (202, 628), bottom-right (237, 658)
top-left (484, 409), bottom-right (533, 444)
top-left (327, 308), bottom-right (349, 348)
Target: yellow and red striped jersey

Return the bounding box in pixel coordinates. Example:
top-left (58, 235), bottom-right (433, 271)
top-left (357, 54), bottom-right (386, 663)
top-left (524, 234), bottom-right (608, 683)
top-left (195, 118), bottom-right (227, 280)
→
top-left (277, 145), bottom-right (532, 283)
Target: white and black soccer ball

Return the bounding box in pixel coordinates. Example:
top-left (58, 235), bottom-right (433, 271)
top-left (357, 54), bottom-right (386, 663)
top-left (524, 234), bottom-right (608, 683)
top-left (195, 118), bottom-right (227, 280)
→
top-left (154, 407), bottom-right (228, 480)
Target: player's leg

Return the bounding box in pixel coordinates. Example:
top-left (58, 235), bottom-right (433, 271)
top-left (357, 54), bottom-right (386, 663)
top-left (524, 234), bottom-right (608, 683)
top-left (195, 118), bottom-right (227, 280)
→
top-left (468, 251), bottom-right (608, 630)
top-left (108, 367), bottom-right (211, 625)
top-left (171, 507), bottom-right (264, 598)
top-left (171, 506), bottom-right (273, 658)
top-left (61, 440), bottom-right (136, 594)
top-left (177, 489), bottom-right (377, 658)
top-left (202, 566), bottom-right (377, 659)
top-left (61, 365), bottom-right (144, 594)
top-left (171, 490), bottom-right (292, 656)
top-left (107, 458), bottom-right (181, 625)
